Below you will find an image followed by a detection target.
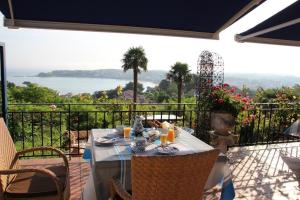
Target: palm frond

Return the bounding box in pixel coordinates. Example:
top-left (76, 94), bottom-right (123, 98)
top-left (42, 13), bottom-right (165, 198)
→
top-left (121, 46), bottom-right (148, 73)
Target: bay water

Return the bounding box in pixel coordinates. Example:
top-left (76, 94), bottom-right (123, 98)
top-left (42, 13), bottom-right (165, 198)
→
top-left (8, 76), bottom-right (157, 95)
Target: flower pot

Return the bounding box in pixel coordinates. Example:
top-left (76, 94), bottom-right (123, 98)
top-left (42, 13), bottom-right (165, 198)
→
top-left (210, 112), bottom-right (235, 136)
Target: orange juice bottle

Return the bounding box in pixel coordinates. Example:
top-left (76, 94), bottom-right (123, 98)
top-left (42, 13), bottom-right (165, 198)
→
top-left (167, 128), bottom-right (175, 142)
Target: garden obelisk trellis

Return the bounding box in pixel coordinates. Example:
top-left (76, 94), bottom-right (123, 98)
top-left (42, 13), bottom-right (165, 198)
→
top-left (196, 50), bottom-right (224, 142)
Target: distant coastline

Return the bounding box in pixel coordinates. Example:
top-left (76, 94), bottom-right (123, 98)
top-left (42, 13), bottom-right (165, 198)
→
top-left (7, 75), bottom-right (157, 95)
top-left (36, 69), bottom-right (166, 84)
top-left (35, 69), bottom-right (300, 90)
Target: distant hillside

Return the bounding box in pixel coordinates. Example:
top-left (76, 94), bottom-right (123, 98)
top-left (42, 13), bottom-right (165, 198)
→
top-left (37, 69), bottom-right (300, 89)
top-left (37, 69), bottom-right (167, 83)
top-left (225, 73), bottom-right (300, 90)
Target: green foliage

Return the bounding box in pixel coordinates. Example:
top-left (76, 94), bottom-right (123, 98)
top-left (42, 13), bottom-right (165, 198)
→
top-left (9, 82), bottom-right (62, 103)
top-left (93, 85), bottom-right (123, 99)
top-left (121, 47), bottom-right (148, 73)
top-left (166, 62), bottom-right (192, 83)
top-left (4, 72), bottom-right (300, 152)
top-left (209, 83), bottom-right (252, 118)
top-left (254, 86), bottom-right (300, 103)
top-left (123, 82), bottom-right (144, 94)
top-left (122, 46), bottom-right (148, 102)
top-left (166, 62), bottom-right (192, 105)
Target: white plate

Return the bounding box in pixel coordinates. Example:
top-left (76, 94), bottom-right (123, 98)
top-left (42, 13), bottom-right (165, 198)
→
top-left (156, 146), bottom-right (179, 155)
top-left (94, 137), bottom-right (118, 146)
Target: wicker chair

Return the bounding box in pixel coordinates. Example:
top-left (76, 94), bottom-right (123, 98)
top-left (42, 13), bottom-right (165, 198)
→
top-left (0, 118), bottom-right (70, 200)
top-left (111, 149), bottom-right (219, 200)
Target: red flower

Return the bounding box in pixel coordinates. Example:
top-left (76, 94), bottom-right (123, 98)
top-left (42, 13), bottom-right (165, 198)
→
top-left (217, 99), bottom-right (224, 104)
top-left (212, 86), bottom-right (220, 91)
top-left (223, 83), bottom-right (229, 87)
top-left (230, 87), bottom-right (237, 93)
top-left (242, 97), bottom-right (248, 103)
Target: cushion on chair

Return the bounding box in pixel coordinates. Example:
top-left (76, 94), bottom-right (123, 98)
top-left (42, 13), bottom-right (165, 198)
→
top-left (5, 165), bottom-right (67, 198)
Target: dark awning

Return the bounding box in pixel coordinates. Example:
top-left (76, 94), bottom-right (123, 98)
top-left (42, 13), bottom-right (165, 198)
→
top-left (235, 1), bottom-right (300, 46)
top-left (0, 0), bottom-right (264, 39)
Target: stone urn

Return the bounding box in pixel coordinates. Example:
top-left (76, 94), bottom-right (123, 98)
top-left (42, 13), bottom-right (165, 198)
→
top-left (210, 112), bottom-right (236, 136)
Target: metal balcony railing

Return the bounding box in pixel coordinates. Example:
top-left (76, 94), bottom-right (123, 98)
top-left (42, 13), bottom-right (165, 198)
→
top-left (5, 102), bottom-right (300, 156)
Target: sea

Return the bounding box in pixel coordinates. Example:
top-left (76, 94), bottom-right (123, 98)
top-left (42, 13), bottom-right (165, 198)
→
top-left (7, 75), bottom-right (157, 95)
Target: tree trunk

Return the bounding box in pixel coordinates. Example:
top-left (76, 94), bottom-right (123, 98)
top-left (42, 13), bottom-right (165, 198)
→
top-left (177, 81), bottom-right (182, 111)
top-left (133, 67), bottom-right (138, 104)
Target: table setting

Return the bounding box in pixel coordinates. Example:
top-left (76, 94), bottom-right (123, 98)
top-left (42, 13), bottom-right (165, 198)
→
top-left (83, 116), bottom-right (235, 200)
top-left (93, 126), bottom-right (192, 156)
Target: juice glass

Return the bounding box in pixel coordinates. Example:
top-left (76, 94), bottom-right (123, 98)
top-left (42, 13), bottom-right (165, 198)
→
top-left (167, 128), bottom-right (175, 142)
top-left (123, 127), bottom-right (131, 139)
top-left (160, 134), bottom-right (168, 146)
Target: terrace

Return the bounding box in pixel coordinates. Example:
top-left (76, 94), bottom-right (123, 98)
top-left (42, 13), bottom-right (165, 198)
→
top-left (0, 1), bottom-right (299, 200)
top-left (3, 102), bottom-right (300, 200)
top-left (18, 142), bottom-right (300, 200)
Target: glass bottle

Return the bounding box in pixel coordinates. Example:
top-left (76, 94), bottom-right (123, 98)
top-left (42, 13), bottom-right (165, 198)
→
top-left (133, 116), bottom-right (144, 137)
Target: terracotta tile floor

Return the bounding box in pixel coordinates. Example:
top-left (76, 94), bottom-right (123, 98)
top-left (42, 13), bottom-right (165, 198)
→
top-left (20, 142), bottom-right (300, 200)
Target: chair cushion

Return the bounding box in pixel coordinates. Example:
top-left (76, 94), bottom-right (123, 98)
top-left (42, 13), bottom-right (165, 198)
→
top-left (5, 165), bottom-right (66, 198)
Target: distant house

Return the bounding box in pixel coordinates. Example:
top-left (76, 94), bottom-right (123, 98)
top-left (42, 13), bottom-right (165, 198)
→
top-left (60, 92), bottom-right (73, 98)
top-left (122, 90), bottom-right (145, 103)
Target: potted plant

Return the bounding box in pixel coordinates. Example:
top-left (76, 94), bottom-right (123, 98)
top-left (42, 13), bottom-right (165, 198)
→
top-left (208, 83), bottom-right (253, 136)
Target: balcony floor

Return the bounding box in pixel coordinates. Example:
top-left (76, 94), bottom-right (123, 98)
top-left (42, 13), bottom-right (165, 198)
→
top-left (20, 142), bottom-right (300, 200)
top-left (228, 142), bottom-right (300, 200)
top-left (205, 142), bottom-right (300, 200)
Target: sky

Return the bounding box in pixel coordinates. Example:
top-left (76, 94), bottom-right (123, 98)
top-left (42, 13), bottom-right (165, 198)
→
top-left (0, 0), bottom-right (299, 76)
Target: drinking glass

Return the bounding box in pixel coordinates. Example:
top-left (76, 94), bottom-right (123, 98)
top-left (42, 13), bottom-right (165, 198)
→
top-left (123, 127), bottom-right (131, 140)
top-left (167, 128), bottom-right (175, 142)
top-left (160, 134), bottom-right (168, 146)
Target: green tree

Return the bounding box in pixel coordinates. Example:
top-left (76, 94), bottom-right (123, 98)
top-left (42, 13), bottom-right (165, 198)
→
top-left (158, 79), bottom-right (171, 91)
top-left (121, 46), bottom-right (148, 103)
top-left (166, 62), bottom-right (192, 109)
top-left (123, 82), bottom-right (144, 94)
top-left (10, 82), bottom-right (61, 103)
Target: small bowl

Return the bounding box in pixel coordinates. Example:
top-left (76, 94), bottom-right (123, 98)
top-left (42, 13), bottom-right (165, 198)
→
top-left (148, 130), bottom-right (160, 141)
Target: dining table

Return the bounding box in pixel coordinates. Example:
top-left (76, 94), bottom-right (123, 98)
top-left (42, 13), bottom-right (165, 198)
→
top-left (86, 128), bottom-right (235, 200)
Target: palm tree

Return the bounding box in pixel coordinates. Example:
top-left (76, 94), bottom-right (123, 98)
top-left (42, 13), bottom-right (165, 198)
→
top-left (122, 47), bottom-right (148, 104)
top-left (167, 62), bottom-right (192, 110)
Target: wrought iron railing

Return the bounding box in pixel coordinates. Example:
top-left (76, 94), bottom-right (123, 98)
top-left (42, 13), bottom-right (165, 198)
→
top-left (6, 102), bottom-right (300, 156)
top-left (233, 103), bottom-right (300, 146)
top-left (7, 103), bottom-right (196, 156)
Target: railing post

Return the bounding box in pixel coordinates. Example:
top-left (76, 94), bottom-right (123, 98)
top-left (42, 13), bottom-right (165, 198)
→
top-left (68, 104), bottom-right (71, 160)
top-left (112, 111), bottom-right (115, 128)
top-left (128, 103), bottom-right (132, 126)
top-left (182, 104), bottom-right (186, 126)
top-left (0, 43), bottom-right (8, 124)
top-left (267, 104), bottom-right (273, 144)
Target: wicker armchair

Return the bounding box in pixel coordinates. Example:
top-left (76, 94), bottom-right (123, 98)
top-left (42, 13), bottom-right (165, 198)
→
top-left (0, 118), bottom-right (70, 200)
top-left (111, 149), bottom-right (219, 200)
